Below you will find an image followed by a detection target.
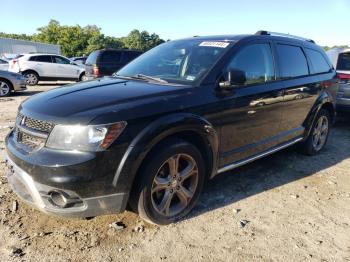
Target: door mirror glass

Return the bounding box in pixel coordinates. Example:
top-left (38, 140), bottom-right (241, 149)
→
top-left (219, 69), bottom-right (246, 89)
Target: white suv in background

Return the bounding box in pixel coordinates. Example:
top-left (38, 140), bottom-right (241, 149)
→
top-left (9, 54), bottom-right (86, 85)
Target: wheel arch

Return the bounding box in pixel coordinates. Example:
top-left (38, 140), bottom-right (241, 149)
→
top-left (304, 91), bottom-right (336, 139)
top-left (22, 69), bottom-right (40, 78)
top-left (112, 113), bottom-right (219, 196)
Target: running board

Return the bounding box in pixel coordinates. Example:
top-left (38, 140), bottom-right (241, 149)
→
top-left (217, 137), bottom-right (303, 174)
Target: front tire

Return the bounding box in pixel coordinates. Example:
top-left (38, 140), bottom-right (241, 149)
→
top-left (79, 73), bottom-right (87, 82)
top-left (0, 79), bottom-right (12, 97)
top-left (23, 71), bottom-right (39, 86)
top-left (130, 139), bottom-right (205, 225)
top-left (301, 109), bottom-right (331, 155)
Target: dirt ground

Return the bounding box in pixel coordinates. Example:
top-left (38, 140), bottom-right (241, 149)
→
top-left (0, 84), bottom-right (349, 262)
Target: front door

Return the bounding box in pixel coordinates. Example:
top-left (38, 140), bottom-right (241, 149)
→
top-left (53, 56), bottom-right (80, 79)
top-left (218, 42), bottom-right (285, 166)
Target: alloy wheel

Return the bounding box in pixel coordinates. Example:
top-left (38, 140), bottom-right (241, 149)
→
top-left (25, 73), bottom-right (38, 85)
top-left (0, 81), bottom-right (10, 97)
top-left (312, 115), bottom-right (329, 152)
top-left (151, 153), bottom-right (199, 217)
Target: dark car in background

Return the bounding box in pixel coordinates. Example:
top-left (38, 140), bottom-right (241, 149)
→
top-left (4, 31), bottom-right (338, 225)
top-left (84, 49), bottom-right (142, 80)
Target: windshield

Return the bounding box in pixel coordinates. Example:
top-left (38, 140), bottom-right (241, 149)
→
top-left (337, 52), bottom-right (350, 71)
top-left (117, 39), bottom-right (231, 84)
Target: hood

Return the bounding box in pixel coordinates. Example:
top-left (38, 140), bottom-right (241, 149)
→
top-left (19, 77), bottom-right (191, 124)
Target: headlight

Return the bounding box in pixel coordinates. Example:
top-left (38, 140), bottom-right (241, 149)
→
top-left (46, 122), bottom-right (127, 151)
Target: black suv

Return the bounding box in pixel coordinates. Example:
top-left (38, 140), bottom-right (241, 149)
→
top-left (4, 31), bottom-right (338, 225)
top-left (84, 49), bottom-right (142, 80)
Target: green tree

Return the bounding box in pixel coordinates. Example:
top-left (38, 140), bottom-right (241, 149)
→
top-left (0, 32), bottom-right (33, 41)
top-left (121, 29), bottom-right (164, 51)
top-left (1, 21), bottom-right (164, 57)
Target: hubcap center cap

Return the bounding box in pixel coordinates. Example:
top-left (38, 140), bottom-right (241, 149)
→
top-left (171, 179), bottom-right (178, 188)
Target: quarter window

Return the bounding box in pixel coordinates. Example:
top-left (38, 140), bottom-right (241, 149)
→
top-left (227, 43), bottom-right (275, 85)
top-left (35, 56), bottom-right (52, 63)
top-left (276, 44), bottom-right (309, 79)
top-left (305, 48), bottom-right (331, 74)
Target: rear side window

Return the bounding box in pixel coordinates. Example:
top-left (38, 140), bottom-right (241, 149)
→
top-left (35, 56), bottom-right (52, 63)
top-left (85, 51), bottom-right (99, 65)
top-left (29, 56), bottom-right (37, 61)
top-left (227, 43), bottom-right (275, 85)
top-left (337, 52), bottom-right (350, 71)
top-left (305, 48), bottom-right (331, 74)
top-left (123, 52), bottom-right (141, 62)
top-left (276, 44), bottom-right (309, 79)
top-left (100, 51), bottom-right (122, 63)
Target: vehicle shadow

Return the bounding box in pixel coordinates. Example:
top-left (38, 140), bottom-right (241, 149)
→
top-left (186, 116), bottom-right (350, 220)
top-left (36, 82), bottom-right (72, 86)
top-left (12, 91), bottom-right (43, 97)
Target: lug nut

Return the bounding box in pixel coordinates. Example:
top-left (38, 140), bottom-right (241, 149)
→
top-left (170, 189), bottom-right (173, 193)
top-left (176, 186), bottom-right (180, 190)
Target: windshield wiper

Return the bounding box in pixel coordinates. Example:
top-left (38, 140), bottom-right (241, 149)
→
top-left (112, 73), bottom-right (168, 84)
top-left (133, 74), bottom-right (168, 84)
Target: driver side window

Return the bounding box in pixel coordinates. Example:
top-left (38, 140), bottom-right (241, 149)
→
top-left (54, 56), bottom-right (70, 65)
top-left (227, 43), bottom-right (275, 85)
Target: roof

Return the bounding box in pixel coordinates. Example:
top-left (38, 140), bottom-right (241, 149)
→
top-left (178, 32), bottom-right (318, 47)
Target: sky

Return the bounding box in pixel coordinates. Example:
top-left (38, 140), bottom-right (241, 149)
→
top-left (1, 0), bottom-right (349, 47)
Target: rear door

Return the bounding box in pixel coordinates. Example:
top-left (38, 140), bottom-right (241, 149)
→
top-left (275, 42), bottom-right (322, 136)
top-left (32, 55), bottom-right (56, 77)
top-left (53, 56), bottom-right (80, 79)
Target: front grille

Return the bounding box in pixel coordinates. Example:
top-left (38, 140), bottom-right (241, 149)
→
top-left (18, 132), bottom-right (46, 150)
top-left (14, 113), bottom-right (54, 152)
top-left (16, 114), bottom-right (54, 133)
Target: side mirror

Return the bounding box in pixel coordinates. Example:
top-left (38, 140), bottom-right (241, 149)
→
top-left (219, 69), bottom-right (246, 89)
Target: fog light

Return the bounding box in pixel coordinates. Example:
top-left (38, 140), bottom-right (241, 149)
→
top-left (49, 191), bottom-right (69, 208)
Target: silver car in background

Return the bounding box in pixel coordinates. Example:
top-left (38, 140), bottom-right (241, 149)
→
top-left (327, 48), bottom-right (350, 112)
top-left (0, 70), bottom-right (26, 97)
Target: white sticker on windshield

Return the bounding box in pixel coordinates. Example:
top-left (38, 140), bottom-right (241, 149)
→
top-left (186, 75), bottom-right (196, 81)
top-left (199, 41), bottom-right (230, 48)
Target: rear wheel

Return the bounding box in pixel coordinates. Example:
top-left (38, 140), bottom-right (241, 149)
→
top-left (0, 79), bottom-right (12, 97)
top-left (301, 109), bottom-right (331, 155)
top-left (23, 71), bottom-right (39, 86)
top-left (130, 139), bottom-right (205, 225)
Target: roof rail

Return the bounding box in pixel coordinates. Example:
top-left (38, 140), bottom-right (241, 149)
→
top-left (255, 30), bottom-right (315, 44)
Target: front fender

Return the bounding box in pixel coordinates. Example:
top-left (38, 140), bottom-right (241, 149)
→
top-left (112, 113), bottom-right (219, 194)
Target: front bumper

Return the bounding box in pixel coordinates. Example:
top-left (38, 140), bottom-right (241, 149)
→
top-left (12, 76), bottom-right (27, 91)
top-left (4, 152), bottom-right (128, 218)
